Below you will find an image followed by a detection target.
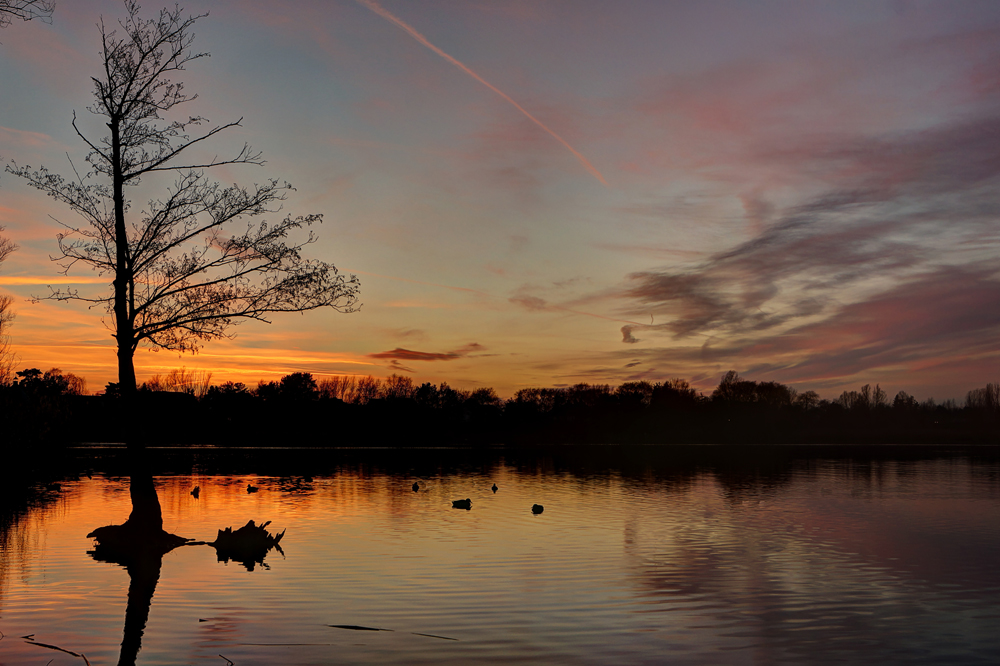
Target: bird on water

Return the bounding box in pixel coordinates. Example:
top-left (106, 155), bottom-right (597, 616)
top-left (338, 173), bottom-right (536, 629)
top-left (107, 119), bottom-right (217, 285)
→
top-left (532, 504), bottom-right (544, 514)
top-left (492, 483), bottom-right (498, 493)
top-left (191, 486), bottom-right (200, 498)
top-left (452, 498), bottom-right (472, 510)
top-left (412, 481), bottom-right (420, 492)
top-left (247, 484), bottom-right (259, 494)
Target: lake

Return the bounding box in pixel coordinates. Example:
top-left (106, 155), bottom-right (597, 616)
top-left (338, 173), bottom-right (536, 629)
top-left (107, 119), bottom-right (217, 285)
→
top-left (1, 445), bottom-right (998, 665)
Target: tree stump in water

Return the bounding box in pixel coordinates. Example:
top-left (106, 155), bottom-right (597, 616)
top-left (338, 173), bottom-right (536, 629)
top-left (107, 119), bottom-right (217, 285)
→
top-left (211, 519), bottom-right (285, 571)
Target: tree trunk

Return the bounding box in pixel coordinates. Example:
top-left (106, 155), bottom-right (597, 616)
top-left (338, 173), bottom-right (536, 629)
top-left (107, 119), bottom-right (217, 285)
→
top-left (110, 119), bottom-right (137, 395)
top-left (126, 467), bottom-right (164, 533)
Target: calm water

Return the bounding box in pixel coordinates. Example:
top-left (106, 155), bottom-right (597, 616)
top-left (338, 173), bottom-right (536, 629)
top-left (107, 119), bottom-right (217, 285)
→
top-left (1, 446), bottom-right (999, 665)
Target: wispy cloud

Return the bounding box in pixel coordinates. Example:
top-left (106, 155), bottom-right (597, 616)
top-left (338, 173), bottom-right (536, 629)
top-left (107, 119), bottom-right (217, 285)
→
top-left (0, 275), bottom-right (109, 285)
top-left (355, 0), bottom-right (606, 185)
top-left (0, 125), bottom-right (56, 149)
top-left (608, 106), bottom-right (1000, 393)
top-left (509, 285), bottom-right (643, 325)
top-left (621, 112), bottom-right (1000, 339)
top-left (369, 342), bottom-right (485, 362)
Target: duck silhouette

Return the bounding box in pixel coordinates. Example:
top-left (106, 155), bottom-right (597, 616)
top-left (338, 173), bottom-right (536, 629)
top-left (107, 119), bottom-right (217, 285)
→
top-left (191, 486), bottom-right (200, 498)
top-left (246, 484), bottom-right (259, 494)
top-left (492, 483), bottom-right (498, 493)
top-left (412, 481), bottom-right (420, 492)
top-left (452, 498), bottom-right (472, 510)
top-left (531, 504), bottom-right (544, 514)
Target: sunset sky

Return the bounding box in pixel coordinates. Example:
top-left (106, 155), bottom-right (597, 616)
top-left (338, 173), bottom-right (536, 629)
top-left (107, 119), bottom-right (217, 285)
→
top-left (1, 0), bottom-right (999, 399)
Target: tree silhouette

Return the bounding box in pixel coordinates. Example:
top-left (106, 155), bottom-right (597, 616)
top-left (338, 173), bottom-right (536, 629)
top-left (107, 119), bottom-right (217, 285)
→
top-left (0, 0), bottom-right (53, 28)
top-left (8, 1), bottom-right (359, 394)
top-left (0, 228), bottom-right (15, 384)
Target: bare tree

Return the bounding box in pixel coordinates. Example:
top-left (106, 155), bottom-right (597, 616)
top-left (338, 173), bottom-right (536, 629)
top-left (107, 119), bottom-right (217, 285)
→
top-left (0, 228), bottom-right (16, 384)
top-left (8, 1), bottom-right (360, 394)
top-left (0, 0), bottom-right (54, 28)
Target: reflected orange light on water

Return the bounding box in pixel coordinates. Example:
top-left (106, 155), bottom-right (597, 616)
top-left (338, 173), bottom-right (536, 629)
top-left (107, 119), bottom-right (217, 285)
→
top-left (2, 457), bottom-right (999, 666)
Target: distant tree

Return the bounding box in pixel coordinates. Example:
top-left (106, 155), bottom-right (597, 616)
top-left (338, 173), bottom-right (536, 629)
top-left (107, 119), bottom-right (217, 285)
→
top-left (793, 390), bottom-right (820, 409)
top-left (713, 370), bottom-right (756, 403)
top-left (279, 372), bottom-right (318, 400)
top-left (837, 389), bottom-right (863, 410)
top-left (467, 386), bottom-right (502, 408)
top-left (755, 381), bottom-right (795, 408)
top-left (8, 1), bottom-right (359, 396)
top-left (354, 376), bottom-right (381, 404)
top-left (567, 383), bottom-right (613, 408)
top-left (413, 381), bottom-right (440, 408)
top-left (650, 379), bottom-right (698, 410)
top-left (0, 0), bottom-right (54, 28)
top-left (966, 383), bottom-right (999, 411)
top-left (140, 366), bottom-right (211, 395)
top-left (511, 387), bottom-right (564, 412)
top-left (437, 382), bottom-right (470, 410)
top-left (319, 374), bottom-right (357, 402)
top-left (893, 390), bottom-right (919, 411)
top-left (13, 367), bottom-right (84, 395)
top-left (205, 380), bottom-right (250, 396)
top-left (838, 384), bottom-right (888, 411)
top-left (616, 381), bottom-right (654, 407)
top-left (380, 374), bottom-right (415, 400)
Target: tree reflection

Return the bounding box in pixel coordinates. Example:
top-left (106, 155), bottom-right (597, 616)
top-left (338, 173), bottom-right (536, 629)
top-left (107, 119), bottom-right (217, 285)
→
top-left (86, 452), bottom-right (286, 665)
top-left (87, 452), bottom-right (190, 666)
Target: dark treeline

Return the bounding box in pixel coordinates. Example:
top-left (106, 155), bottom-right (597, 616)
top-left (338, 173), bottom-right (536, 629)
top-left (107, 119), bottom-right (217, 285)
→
top-left (2, 368), bottom-right (1000, 447)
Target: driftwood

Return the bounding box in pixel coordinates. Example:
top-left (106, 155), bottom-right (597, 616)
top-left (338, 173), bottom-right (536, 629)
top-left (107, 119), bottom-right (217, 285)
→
top-left (326, 624), bottom-right (458, 641)
top-left (211, 520), bottom-right (285, 571)
top-left (23, 636), bottom-right (92, 665)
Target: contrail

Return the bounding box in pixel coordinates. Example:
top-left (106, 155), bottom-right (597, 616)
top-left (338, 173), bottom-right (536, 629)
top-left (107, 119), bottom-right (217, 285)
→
top-left (356, 0), bottom-right (607, 186)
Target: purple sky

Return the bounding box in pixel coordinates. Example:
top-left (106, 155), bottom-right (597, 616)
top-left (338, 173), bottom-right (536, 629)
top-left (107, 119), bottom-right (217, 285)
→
top-left (1, 0), bottom-right (999, 398)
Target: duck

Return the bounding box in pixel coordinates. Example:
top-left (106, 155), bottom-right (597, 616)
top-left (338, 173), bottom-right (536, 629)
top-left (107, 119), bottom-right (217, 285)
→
top-left (246, 484), bottom-right (259, 494)
top-left (191, 486), bottom-right (200, 498)
top-left (531, 504), bottom-right (544, 514)
top-left (491, 483), bottom-right (498, 493)
top-left (412, 481), bottom-right (420, 492)
top-left (452, 498), bottom-right (472, 510)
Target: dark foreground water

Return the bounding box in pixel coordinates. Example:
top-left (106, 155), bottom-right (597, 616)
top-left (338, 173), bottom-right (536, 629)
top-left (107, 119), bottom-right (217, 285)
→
top-left (1, 446), bottom-right (999, 665)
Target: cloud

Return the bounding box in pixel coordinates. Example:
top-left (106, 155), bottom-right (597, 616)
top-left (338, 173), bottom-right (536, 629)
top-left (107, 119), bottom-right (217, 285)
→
top-left (355, 0), bottom-right (606, 185)
top-left (597, 102), bottom-right (1000, 396)
top-left (600, 263), bottom-right (1000, 396)
top-left (369, 342), bottom-right (485, 362)
top-left (0, 125), bottom-right (56, 149)
top-left (0, 275), bottom-right (109, 285)
top-left (391, 328), bottom-right (426, 340)
top-left (621, 325), bottom-right (639, 344)
top-left (620, 112), bottom-right (1000, 341)
top-left (509, 293), bottom-right (548, 311)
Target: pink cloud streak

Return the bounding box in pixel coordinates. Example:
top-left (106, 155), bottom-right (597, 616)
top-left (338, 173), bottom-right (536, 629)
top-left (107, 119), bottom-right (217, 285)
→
top-left (355, 0), bottom-right (607, 186)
